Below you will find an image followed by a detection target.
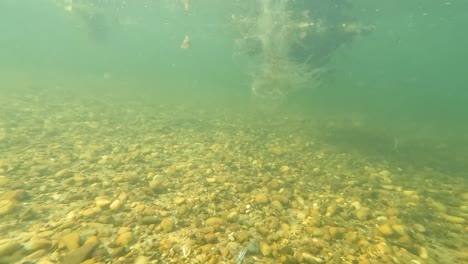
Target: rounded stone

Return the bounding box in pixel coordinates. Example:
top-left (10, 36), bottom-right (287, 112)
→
top-left (58, 232), bottom-right (81, 250)
top-left (226, 211), bottom-right (239, 223)
top-left (141, 216), bottom-right (159, 225)
top-left (255, 194), bottom-right (268, 204)
top-left (174, 197), bottom-right (186, 205)
top-left (0, 199), bottom-right (16, 216)
top-left (109, 200), bottom-right (122, 210)
top-left (378, 223), bottom-right (394, 236)
top-left (116, 232), bottom-right (133, 246)
top-left (160, 218), bottom-right (175, 233)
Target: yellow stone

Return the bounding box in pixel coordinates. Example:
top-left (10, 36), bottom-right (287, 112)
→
top-left (280, 165), bottom-right (289, 173)
top-left (378, 223), bottom-right (393, 236)
top-left (116, 232), bottom-right (133, 246)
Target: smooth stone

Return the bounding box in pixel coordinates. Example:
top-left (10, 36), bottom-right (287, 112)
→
top-left (204, 232), bottom-right (217, 244)
top-left (109, 200), bottom-right (122, 210)
top-left (62, 242), bottom-right (98, 264)
top-left (116, 232), bottom-right (133, 246)
top-left (236, 230), bottom-right (249, 243)
top-left (58, 232), bottom-right (81, 251)
top-left (270, 200), bottom-right (283, 211)
top-left (141, 215), bottom-right (159, 225)
top-left (355, 207), bottom-right (370, 220)
top-left (174, 197), bottom-right (186, 205)
top-left (226, 211), bottom-right (238, 223)
top-left (25, 238), bottom-right (51, 252)
top-left (159, 218), bottom-right (175, 233)
top-left (378, 224), bottom-right (393, 236)
top-left (134, 255), bottom-right (149, 264)
top-left (442, 214), bottom-right (465, 224)
top-left (81, 207), bottom-right (101, 217)
top-left (280, 165), bottom-right (289, 173)
top-left (255, 193), bottom-right (268, 204)
top-left (54, 169), bottom-right (70, 178)
top-left (0, 240), bottom-right (22, 257)
top-left (259, 241), bottom-right (271, 256)
top-left (0, 199), bottom-right (16, 216)
top-left (95, 197), bottom-right (111, 208)
top-left (205, 217), bottom-right (224, 226)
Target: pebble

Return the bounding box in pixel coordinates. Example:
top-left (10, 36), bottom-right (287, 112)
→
top-left (378, 223), bottom-right (393, 236)
top-left (418, 246), bottom-right (428, 259)
top-left (442, 214), bottom-right (465, 224)
top-left (25, 238), bottom-right (51, 252)
top-left (255, 193), bottom-right (268, 204)
top-left (95, 197), bottom-right (111, 208)
top-left (271, 200), bottom-right (283, 211)
top-left (204, 232), bottom-right (217, 244)
top-left (141, 215), bottom-right (159, 225)
top-left (0, 239), bottom-right (22, 257)
top-left (54, 169), bottom-right (70, 178)
top-left (81, 207), bottom-right (101, 217)
top-left (0, 199), bottom-right (16, 216)
top-left (109, 200), bottom-right (122, 210)
top-left (413, 224), bottom-right (426, 233)
top-left (302, 252), bottom-right (324, 263)
top-left (259, 241), bottom-right (271, 256)
top-left (205, 217), bottom-right (224, 226)
top-left (236, 230), bottom-right (249, 243)
top-left (116, 232), bottom-right (133, 246)
top-left (134, 255), bottom-right (149, 264)
top-left (174, 197), bottom-right (186, 205)
top-left (355, 207), bottom-right (370, 220)
top-left (159, 218), bottom-right (175, 232)
top-left (226, 211), bottom-right (239, 223)
top-left (58, 232), bottom-right (81, 251)
top-left (62, 241), bottom-right (98, 264)
top-left (206, 177), bottom-right (216, 183)
top-left (391, 224), bottom-right (407, 236)
top-left (280, 165), bottom-right (289, 173)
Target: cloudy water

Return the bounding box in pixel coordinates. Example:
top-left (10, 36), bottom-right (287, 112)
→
top-left (0, 1), bottom-right (466, 263)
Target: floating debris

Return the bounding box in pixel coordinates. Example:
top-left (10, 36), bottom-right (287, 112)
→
top-left (180, 35), bottom-right (190, 49)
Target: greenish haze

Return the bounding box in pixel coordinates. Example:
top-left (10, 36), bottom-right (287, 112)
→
top-left (1, 0), bottom-right (467, 172)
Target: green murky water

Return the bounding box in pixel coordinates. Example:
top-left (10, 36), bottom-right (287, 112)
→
top-left (0, 1), bottom-right (467, 263)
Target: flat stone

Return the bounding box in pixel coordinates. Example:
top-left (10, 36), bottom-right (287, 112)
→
top-left (174, 197), bottom-right (186, 205)
top-left (141, 215), bottom-right (159, 225)
top-left (0, 239), bottom-right (22, 257)
top-left (0, 199), bottom-right (16, 216)
top-left (58, 232), bottom-right (81, 251)
top-left (255, 193), bottom-right (268, 204)
top-left (159, 218), bottom-right (175, 233)
top-left (25, 238), bottom-right (51, 252)
top-left (63, 242), bottom-right (98, 264)
top-left (116, 232), bottom-right (133, 247)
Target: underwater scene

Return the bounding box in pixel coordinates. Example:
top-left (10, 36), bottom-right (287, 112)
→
top-left (0, 0), bottom-right (467, 263)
